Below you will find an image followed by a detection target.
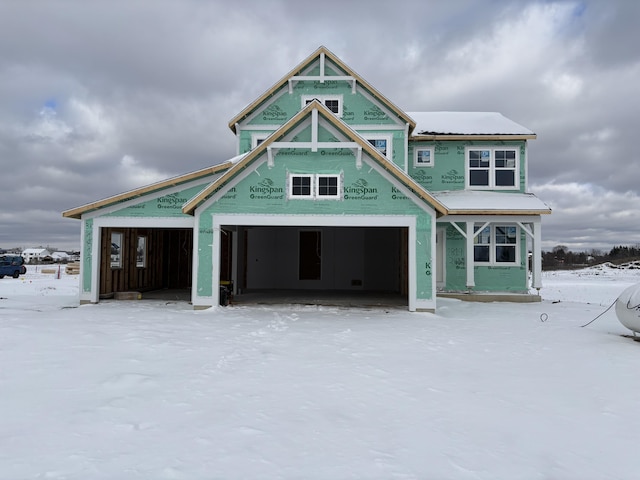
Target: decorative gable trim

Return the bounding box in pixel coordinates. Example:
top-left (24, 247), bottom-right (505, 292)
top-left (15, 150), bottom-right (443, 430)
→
top-left (288, 51), bottom-right (357, 94)
top-left (185, 101), bottom-right (447, 216)
top-left (228, 46), bottom-right (415, 134)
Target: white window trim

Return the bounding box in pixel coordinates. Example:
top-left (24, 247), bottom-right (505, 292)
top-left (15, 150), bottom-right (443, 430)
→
top-left (287, 173), bottom-right (342, 200)
top-left (465, 146), bottom-right (519, 190)
top-left (288, 174), bottom-right (314, 200)
top-left (301, 95), bottom-right (343, 117)
top-left (251, 132), bottom-right (271, 149)
top-left (361, 133), bottom-right (393, 160)
top-left (473, 224), bottom-right (520, 266)
top-left (414, 147), bottom-right (434, 168)
top-left (316, 174), bottom-right (341, 199)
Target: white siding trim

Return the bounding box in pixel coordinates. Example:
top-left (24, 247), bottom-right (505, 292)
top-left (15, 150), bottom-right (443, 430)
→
top-left (191, 213), bottom-right (202, 307)
top-left (349, 124), bottom-right (406, 131)
top-left (92, 217), bottom-right (194, 228)
top-left (90, 221), bottom-right (100, 303)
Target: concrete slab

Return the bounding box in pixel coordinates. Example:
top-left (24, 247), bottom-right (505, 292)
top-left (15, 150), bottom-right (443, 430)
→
top-left (437, 292), bottom-right (541, 303)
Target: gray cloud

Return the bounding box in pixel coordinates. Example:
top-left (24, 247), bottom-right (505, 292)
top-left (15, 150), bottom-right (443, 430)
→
top-left (0, 0), bottom-right (638, 252)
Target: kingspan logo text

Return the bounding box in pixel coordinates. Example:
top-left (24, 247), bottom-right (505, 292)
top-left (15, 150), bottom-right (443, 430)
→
top-left (344, 185), bottom-right (378, 196)
top-left (250, 185), bottom-right (284, 194)
top-left (156, 194), bottom-right (188, 209)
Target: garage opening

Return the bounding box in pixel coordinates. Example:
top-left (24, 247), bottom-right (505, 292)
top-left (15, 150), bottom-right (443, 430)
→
top-left (224, 225), bottom-right (408, 307)
top-left (99, 227), bottom-right (192, 299)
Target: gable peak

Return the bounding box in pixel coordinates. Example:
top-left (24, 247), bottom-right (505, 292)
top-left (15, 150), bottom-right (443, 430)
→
top-left (228, 46), bottom-right (414, 134)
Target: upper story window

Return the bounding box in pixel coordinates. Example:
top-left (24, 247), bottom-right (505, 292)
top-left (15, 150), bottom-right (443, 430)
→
top-left (317, 175), bottom-right (339, 198)
top-left (302, 95), bottom-right (343, 116)
top-left (466, 147), bottom-right (518, 189)
top-left (288, 173), bottom-right (341, 200)
top-left (474, 224), bottom-right (519, 265)
top-left (414, 147), bottom-right (434, 168)
top-left (251, 132), bottom-right (270, 149)
top-left (361, 133), bottom-right (392, 160)
top-left (290, 175), bottom-right (313, 197)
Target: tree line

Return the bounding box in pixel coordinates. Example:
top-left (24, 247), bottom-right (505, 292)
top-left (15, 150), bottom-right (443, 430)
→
top-left (542, 244), bottom-right (640, 270)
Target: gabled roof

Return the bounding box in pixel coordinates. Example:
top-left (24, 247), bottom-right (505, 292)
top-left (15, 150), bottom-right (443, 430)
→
top-left (408, 112), bottom-right (536, 140)
top-left (184, 100), bottom-right (447, 216)
top-left (62, 162), bottom-right (233, 219)
top-left (22, 248), bottom-right (51, 255)
top-left (228, 46), bottom-right (416, 134)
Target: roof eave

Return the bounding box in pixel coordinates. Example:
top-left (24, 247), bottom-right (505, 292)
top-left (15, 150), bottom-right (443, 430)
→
top-left (62, 162), bottom-right (233, 220)
top-left (445, 209), bottom-right (552, 215)
top-left (411, 134), bottom-right (537, 141)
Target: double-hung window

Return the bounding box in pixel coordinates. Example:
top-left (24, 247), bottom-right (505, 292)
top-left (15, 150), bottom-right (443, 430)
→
top-left (302, 95), bottom-right (343, 116)
top-left (466, 147), bottom-right (518, 189)
top-left (288, 173), bottom-right (341, 200)
top-left (474, 224), bottom-right (519, 265)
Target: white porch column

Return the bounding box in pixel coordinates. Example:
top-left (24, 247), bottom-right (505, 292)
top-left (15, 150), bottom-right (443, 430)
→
top-left (190, 218), bottom-right (200, 306)
top-left (466, 221), bottom-right (475, 289)
top-left (89, 221), bottom-right (100, 304)
top-left (231, 228), bottom-right (239, 295)
top-left (532, 220), bottom-right (543, 290)
top-left (211, 222), bottom-right (221, 307)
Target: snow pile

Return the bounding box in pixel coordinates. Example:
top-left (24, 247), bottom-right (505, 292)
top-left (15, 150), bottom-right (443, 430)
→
top-left (1, 266), bottom-right (640, 479)
top-left (592, 260), bottom-right (640, 270)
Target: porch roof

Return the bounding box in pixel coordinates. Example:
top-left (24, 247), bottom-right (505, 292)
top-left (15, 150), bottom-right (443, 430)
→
top-left (432, 190), bottom-right (551, 215)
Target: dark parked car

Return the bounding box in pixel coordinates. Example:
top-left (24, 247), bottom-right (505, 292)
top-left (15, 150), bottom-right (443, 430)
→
top-left (0, 255), bottom-right (26, 278)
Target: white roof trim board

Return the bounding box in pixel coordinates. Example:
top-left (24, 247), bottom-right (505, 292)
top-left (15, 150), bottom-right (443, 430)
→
top-left (433, 191), bottom-right (551, 213)
top-left (407, 112), bottom-right (535, 136)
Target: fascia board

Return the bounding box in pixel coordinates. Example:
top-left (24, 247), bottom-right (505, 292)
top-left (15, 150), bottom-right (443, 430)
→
top-left (410, 134), bottom-right (537, 141)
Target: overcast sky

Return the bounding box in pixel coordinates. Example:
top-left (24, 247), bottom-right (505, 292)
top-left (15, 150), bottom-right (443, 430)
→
top-left (1, 0), bottom-right (638, 253)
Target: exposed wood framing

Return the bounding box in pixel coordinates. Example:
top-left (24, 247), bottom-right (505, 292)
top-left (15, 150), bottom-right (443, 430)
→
top-left (98, 227), bottom-right (193, 296)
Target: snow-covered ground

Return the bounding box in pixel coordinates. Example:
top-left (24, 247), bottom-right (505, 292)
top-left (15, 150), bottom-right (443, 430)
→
top-left (1, 265), bottom-right (640, 479)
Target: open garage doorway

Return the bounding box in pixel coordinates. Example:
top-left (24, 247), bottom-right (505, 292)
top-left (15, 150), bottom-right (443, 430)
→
top-left (223, 225), bottom-right (409, 308)
top-left (99, 227), bottom-right (193, 300)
